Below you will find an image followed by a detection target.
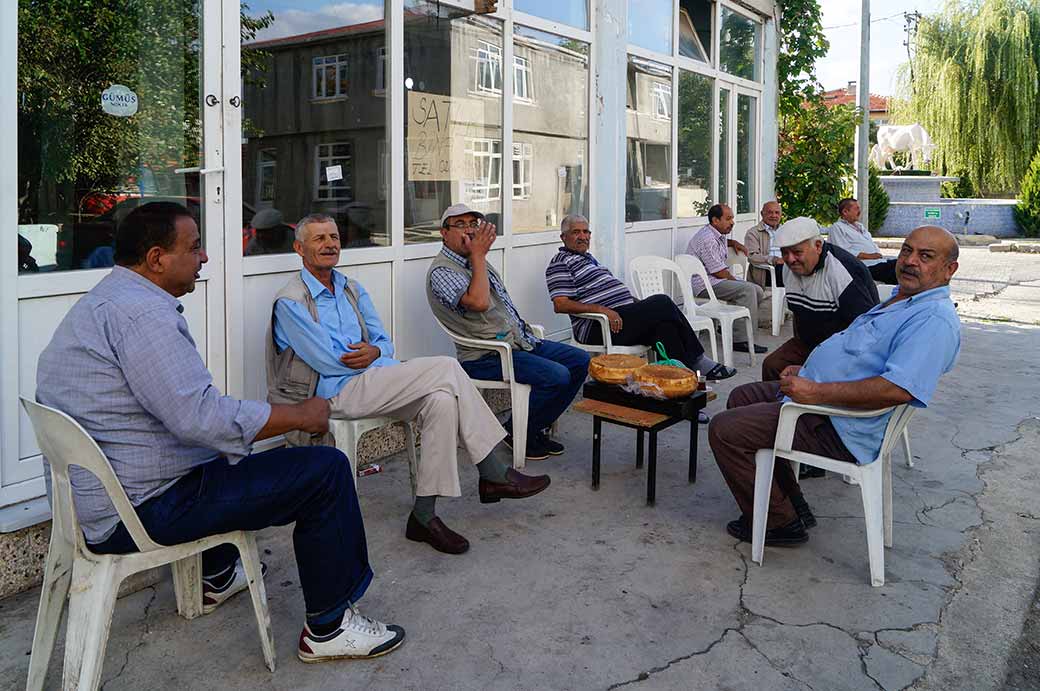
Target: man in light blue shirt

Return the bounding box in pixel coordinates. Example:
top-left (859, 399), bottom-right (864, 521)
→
top-left (270, 214), bottom-right (551, 557)
top-left (708, 226), bottom-right (961, 547)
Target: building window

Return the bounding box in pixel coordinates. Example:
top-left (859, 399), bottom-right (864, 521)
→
top-left (652, 82), bottom-right (672, 120)
top-left (679, 0), bottom-right (712, 63)
top-left (375, 46), bottom-right (386, 93)
top-left (475, 40), bottom-right (503, 94)
top-left (257, 149), bottom-right (276, 205)
top-left (466, 138), bottom-right (503, 202)
top-left (315, 142), bottom-right (352, 201)
top-left (313, 54), bottom-right (349, 100)
top-left (678, 70), bottom-right (713, 217)
top-left (718, 88), bottom-right (730, 207)
top-left (514, 54), bottom-right (533, 101)
top-left (736, 94), bottom-right (757, 214)
top-left (627, 0), bottom-right (673, 54)
top-left (512, 143), bottom-right (533, 199)
top-left (513, 0), bottom-right (588, 30)
top-left (719, 7), bottom-right (761, 81)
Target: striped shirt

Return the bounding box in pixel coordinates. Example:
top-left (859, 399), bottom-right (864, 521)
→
top-left (685, 224), bottom-right (729, 295)
top-left (545, 248), bottom-right (634, 342)
top-left (429, 246), bottom-right (538, 347)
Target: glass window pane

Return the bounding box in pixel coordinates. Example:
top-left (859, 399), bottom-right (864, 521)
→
top-left (625, 56), bottom-right (672, 222)
top-left (718, 87), bottom-right (730, 207)
top-left (512, 26), bottom-right (589, 234)
top-left (719, 7), bottom-right (760, 81)
top-left (513, 0), bottom-right (588, 30)
top-left (628, 0), bottom-right (673, 55)
top-left (241, 1), bottom-right (388, 255)
top-left (678, 71), bottom-right (712, 218)
top-left (17, 1), bottom-right (204, 273)
top-left (404, 2), bottom-right (503, 244)
top-left (679, 0), bottom-right (712, 63)
top-left (736, 94), bottom-right (757, 215)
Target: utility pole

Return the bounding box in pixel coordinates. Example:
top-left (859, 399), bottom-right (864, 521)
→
top-left (855, 0), bottom-right (871, 230)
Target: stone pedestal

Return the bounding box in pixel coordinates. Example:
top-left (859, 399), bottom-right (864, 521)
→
top-left (876, 176), bottom-right (1021, 238)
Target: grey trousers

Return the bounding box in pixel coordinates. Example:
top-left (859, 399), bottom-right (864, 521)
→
top-left (330, 356), bottom-right (506, 498)
top-left (699, 279), bottom-right (766, 343)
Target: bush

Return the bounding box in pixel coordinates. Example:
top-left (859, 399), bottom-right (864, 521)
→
top-left (1014, 145), bottom-right (1040, 238)
top-left (941, 170), bottom-right (976, 198)
top-left (867, 165), bottom-right (889, 232)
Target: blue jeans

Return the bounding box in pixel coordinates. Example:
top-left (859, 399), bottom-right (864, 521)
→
top-left (90, 446), bottom-right (371, 625)
top-left (461, 339), bottom-right (590, 436)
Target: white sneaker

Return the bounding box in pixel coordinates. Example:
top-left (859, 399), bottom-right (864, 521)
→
top-left (297, 605), bottom-right (406, 663)
top-left (202, 559), bottom-right (266, 615)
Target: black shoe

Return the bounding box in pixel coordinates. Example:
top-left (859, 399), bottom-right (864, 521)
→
top-left (504, 433), bottom-right (550, 461)
top-left (537, 432), bottom-right (565, 456)
top-left (789, 495), bottom-right (817, 529)
top-left (704, 363), bottom-right (737, 381)
top-left (799, 465), bottom-right (826, 480)
top-left (732, 343), bottom-right (768, 354)
top-left (726, 515), bottom-right (808, 546)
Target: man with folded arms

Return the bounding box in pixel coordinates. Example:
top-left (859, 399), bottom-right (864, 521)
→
top-left (36, 202), bottom-right (404, 663)
top-left (708, 226), bottom-right (961, 547)
top-left (270, 214), bottom-right (550, 556)
top-left (545, 214), bottom-right (736, 381)
top-left (427, 203), bottom-right (590, 461)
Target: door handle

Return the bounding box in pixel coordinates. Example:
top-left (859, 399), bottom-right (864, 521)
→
top-left (173, 166), bottom-right (225, 175)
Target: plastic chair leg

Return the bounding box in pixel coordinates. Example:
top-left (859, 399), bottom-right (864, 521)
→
top-left (27, 533), bottom-right (74, 691)
top-left (903, 428), bottom-right (913, 468)
top-left (172, 553), bottom-right (204, 620)
top-left (237, 534), bottom-right (276, 672)
top-left (751, 449), bottom-right (775, 565)
top-left (404, 422), bottom-right (419, 497)
top-left (510, 384), bottom-right (531, 470)
top-left (771, 289), bottom-right (784, 337)
top-left (63, 557), bottom-right (119, 691)
top-left (743, 317), bottom-right (756, 366)
top-left (883, 455), bottom-right (894, 548)
top-left (859, 467), bottom-right (886, 587)
top-left (719, 320), bottom-right (735, 369)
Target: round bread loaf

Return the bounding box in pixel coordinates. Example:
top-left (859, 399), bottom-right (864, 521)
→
top-left (633, 364), bottom-right (698, 398)
top-left (588, 354), bottom-right (647, 385)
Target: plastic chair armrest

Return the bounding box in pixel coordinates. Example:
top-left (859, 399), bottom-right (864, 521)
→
top-left (575, 312), bottom-right (611, 346)
top-left (775, 401), bottom-right (896, 452)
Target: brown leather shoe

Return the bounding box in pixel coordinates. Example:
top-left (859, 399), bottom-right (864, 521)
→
top-left (478, 469), bottom-right (551, 504)
top-left (405, 514), bottom-right (470, 554)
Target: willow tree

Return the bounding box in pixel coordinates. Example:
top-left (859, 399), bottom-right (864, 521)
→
top-left (895, 0), bottom-right (1040, 196)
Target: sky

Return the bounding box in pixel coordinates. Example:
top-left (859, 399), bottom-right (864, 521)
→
top-left (816, 0), bottom-right (945, 97)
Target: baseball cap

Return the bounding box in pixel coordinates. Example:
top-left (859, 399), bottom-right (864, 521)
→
top-left (439, 203), bottom-right (485, 228)
top-left (774, 217), bottom-right (822, 248)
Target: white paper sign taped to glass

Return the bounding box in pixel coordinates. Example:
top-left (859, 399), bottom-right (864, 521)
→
top-left (407, 91), bottom-right (488, 182)
top-left (325, 165), bottom-right (343, 183)
top-left (101, 84), bottom-right (139, 117)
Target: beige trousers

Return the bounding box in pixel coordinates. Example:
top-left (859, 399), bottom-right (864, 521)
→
top-left (329, 356), bottom-right (506, 498)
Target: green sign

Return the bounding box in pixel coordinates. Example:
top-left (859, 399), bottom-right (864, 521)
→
top-left (924, 208), bottom-right (941, 219)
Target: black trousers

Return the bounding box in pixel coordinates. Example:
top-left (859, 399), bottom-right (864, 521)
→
top-left (868, 259), bottom-right (898, 285)
top-left (583, 294), bottom-right (706, 368)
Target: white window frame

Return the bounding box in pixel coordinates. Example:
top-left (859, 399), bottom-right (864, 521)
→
top-left (465, 137), bottom-right (503, 202)
top-left (374, 46), bottom-right (387, 95)
top-left (512, 142), bottom-right (534, 199)
top-left (652, 80), bottom-right (672, 120)
top-left (256, 148), bottom-right (276, 207)
top-left (313, 54), bottom-right (349, 100)
top-left (474, 40), bottom-right (503, 95)
top-left (513, 54), bottom-right (533, 102)
top-left (314, 142), bottom-right (353, 201)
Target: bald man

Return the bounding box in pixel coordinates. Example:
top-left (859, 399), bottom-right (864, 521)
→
top-left (744, 201), bottom-right (785, 289)
top-left (708, 226), bottom-right (961, 546)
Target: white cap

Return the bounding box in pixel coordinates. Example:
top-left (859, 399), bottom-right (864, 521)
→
top-left (439, 203), bottom-right (485, 228)
top-left (774, 217), bottom-right (822, 249)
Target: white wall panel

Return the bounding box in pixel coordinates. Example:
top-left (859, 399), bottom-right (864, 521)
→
top-left (506, 242), bottom-right (571, 341)
top-left (399, 257), bottom-right (454, 361)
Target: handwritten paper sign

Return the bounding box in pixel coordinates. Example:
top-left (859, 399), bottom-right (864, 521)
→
top-left (407, 91), bottom-right (486, 182)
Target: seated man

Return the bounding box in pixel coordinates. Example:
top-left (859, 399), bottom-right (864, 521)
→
top-left (761, 216), bottom-right (879, 381)
top-left (545, 214), bottom-right (735, 381)
top-left (271, 214), bottom-right (550, 555)
top-left (244, 207), bottom-right (296, 256)
top-left (427, 203), bottom-right (591, 461)
top-left (708, 226), bottom-right (961, 546)
top-left (829, 197), bottom-right (898, 284)
top-left (36, 202), bottom-right (404, 663)
top-left (744, 201), bottom-right (785, 289)
top-left (686, 204), bottom-right (768, 354)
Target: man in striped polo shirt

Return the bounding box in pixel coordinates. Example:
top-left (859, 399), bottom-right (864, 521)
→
top-left (545, 214), bottom-right (736, 381)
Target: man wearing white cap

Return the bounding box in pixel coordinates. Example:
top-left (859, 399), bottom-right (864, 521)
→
top-left (427, 203), bottom-right (590, 462)
top-left (762, 217), bottom-right (879, 381)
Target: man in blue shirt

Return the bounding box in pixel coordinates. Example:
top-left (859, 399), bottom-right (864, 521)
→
top-left (270, 214), bottom-right (550, 558)
top-left (708, 226), bottom-right (961, 547)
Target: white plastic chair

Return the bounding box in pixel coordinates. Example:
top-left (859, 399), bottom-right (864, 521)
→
top-left (728, 248), bottom-right (787, 337)
top-left (20, 398), bottom-right (275, 691)
top-left (329, 417), bottom-right (419, 496)
top-left (674, 254), bottom-right (756, 367)
top-left (628, 255), bottom-right (718, 363)
top-left (570, 312), bottom-right (652, 359)
top-left (751, 402), bottom-right (916, 587)
top-left (432, 318), bottom-right (545, 470)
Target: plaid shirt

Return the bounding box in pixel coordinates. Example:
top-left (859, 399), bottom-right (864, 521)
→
top-left (429, 246), bottom-right (538, 347)
top-left (685, 224), bottom-right (731, 295)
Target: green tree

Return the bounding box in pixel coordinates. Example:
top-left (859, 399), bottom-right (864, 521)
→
top-left (1014, 144), bottom-right (1040, 237)
top-left (866, 164), bottom-right (889, 232)
top-left (895, 0), bottom-right (1040, 196)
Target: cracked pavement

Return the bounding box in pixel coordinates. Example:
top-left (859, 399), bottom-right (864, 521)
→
top-left (0, 251), bottom-right (1038, 690)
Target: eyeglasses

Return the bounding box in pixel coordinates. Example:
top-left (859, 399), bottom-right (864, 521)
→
top-left (448, 220), bottom-right (481, 229)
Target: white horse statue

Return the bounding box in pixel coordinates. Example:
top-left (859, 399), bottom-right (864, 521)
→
top-left (869, 124), bottom-right (937, 171)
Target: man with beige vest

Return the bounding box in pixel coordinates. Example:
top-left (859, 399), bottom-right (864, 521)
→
top-left (269, 214), bottom-right (550, 556)
top-left (426, 204), bottom-right (591, 461)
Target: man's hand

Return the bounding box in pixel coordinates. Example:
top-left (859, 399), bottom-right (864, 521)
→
top-left (779, 365), bottom-right (802, 379)
top-left (295, 397), bottom-right (331, 435)
top-left (461, 221), bottom-right (496, 259)
top-left (772, 256), bottom-right (785, 266)
top-left (728, 239), bottom-right (748, 255)
top-left (340, 342), bottom-right (381, 370)
top-left (601, 307), bottom-right (623, 333)
top-left (778, 373), bottom-right (818, 403)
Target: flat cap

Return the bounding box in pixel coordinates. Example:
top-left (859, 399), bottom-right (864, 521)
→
top-left (251, 208), bottom-right (285, 230)
top-left (774, 217), bottom-right (822, 248)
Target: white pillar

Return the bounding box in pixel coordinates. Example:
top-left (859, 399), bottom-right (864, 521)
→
top-left (760, 13), bottom-right (779, 203)
top-left (591, 0), bottom-right (628, 278)
top-left (855, 0), bottom-right (871, 229)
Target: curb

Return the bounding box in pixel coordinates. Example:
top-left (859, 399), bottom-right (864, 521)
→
top-left (989, 241), bottom-right (1040, 254)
